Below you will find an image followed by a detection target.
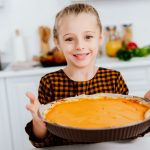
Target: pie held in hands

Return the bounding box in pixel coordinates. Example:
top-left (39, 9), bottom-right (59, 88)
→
top-left (43, 94), bottom-right (150, 129)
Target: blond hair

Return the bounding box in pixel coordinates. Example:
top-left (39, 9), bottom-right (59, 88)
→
top-left (53, 3), bottom-right (102, 39)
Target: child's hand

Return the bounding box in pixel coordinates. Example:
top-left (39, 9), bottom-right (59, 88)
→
top-left (144, 90), bottom-right (150, 99)
top-left (26, 92), bottom-right (47, 138)
top-left (26, 92), bottom-right (40, 119)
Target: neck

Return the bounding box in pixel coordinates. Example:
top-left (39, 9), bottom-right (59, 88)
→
top-left (63, 65), bottom-right (98, 81)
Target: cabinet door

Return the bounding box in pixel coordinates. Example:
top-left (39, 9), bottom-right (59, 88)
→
top-left (116, 67), bottom-right (149, 97)
top-left (0, 79), bottom-right (12, 150)
top-left (6, 75), bottom-right (41, 150)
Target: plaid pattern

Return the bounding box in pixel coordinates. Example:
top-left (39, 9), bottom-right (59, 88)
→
top-left (25, 67), bottom-right (129, 148)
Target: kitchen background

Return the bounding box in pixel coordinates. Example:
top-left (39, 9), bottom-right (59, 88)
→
top-left (0, 0), bottom-right (150, 62)
top-left (1, 1), bottom-right (150, 150)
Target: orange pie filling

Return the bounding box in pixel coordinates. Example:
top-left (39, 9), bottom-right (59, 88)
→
top-left (44, 97), bottom-right (150, 128)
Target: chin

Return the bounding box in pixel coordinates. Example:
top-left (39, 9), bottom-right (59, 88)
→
top-left (72, 61), bottom-right (94, 68)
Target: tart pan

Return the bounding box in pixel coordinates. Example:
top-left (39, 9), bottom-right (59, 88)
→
top-left (38, 93), bottom-right (150, 142)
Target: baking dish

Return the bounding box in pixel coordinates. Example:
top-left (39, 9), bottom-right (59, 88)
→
top-left (38, 93), bottom-right (150, 142)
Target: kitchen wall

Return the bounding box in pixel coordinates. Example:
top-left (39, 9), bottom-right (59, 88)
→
top-left (0, 0), bottom-right (150, 62)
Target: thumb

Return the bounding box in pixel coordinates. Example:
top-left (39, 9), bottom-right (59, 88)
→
top-left (26, 104), bottom-right (40, 119)
top-left (144, 90), bottom-right (150, 99)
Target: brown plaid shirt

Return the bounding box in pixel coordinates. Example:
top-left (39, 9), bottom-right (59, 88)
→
top-left (25, 67), bottom-right (129, 148)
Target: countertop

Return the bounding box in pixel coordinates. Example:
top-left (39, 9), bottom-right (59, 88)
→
top-left (35, 136), bottom-right (150, 150)
top-left (0, 55), bottom-right (150, 78)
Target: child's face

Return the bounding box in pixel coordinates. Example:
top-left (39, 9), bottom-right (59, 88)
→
top-left (55, 13), bottom-right (102, 68)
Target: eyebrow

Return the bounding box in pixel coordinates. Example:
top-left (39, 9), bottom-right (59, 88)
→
top-left (63, 33), bottom-right (73, 37)
top-left (63, 31), bottom-right (95, 37)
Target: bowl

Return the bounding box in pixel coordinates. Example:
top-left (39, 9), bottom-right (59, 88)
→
top-left (38, 93), bottom-right (150, 142)
top-left (40, 50), bottom-right (67, 67)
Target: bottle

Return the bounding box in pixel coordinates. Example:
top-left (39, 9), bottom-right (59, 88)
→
top-left (13, 29), bottom-right (27, 62)
top-left (122, 24), bottom-right (133, 45)
top-left (105, 26), bottom-right (122, 57)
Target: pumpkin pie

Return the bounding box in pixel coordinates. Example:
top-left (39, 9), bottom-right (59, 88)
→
top-left (44, 95), bottom-right (150, 129)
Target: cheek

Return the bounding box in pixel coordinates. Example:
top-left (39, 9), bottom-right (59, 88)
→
top-left (89, 40), bottom-right (99, 53)
top-left (63, 43), bottom-right (75, 53)
top-left (60, 44), bottom-right (75, 57)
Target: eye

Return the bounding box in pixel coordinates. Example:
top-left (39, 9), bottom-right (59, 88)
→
top-left (65, 37), bottom-right (74, 41)
top-left (85, 35), bottom-right (93, 40)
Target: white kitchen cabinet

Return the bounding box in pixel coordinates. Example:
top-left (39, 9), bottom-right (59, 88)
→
top-left (6, 75), bottom-right (42, 150)
top-left (0, 79), bottom-right (12, 150)
top-left (115, 65), bottom-right (150, 97)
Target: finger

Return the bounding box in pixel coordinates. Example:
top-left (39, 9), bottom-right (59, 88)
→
top-left (26, 104), bottom-right (34, 113)
top-left (26, 104), bottom-right (38, 118)
top-left (144, 90), bottom-right (150, 99)
top-left (26, 92), bottom-right (37, 104)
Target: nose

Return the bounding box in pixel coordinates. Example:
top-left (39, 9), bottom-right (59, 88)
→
top-left (75, 39), bottom-right (85, 51)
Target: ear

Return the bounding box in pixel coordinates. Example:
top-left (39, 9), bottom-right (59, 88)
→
top-left (98, 32), bottom-right (103, 47)
top-left (54, 38), bottom-right (61, 51)
top-left (99, 32), bottom-right (103, 43)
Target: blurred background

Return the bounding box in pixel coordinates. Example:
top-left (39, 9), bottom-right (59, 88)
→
top-left (0, 0), bottom-right (150, 63)
top-left (1, 1), bottom-right (150, 150)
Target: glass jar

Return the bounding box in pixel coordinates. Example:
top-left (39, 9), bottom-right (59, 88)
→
top-left (105, 26), bottom-right (122, 57)
top-left (122, 24), bottom-right (133, 45)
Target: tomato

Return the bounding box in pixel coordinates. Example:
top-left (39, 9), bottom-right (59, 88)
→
top-left (126, 42), bottom-right (138, 50)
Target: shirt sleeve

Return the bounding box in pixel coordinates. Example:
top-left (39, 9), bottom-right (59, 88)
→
top-left (25, 120), bottom-right (83, 148)
top-left (115, 72), bottom-right (129, 95)
top-left (25, 120), bottom-right (58, 148)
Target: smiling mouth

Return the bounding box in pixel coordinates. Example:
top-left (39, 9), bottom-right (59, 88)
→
top-left (73, 53), bottom-right (90, 60)
top-left (73, 53), bottom-right (90, 56)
